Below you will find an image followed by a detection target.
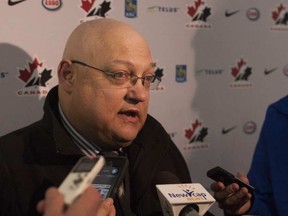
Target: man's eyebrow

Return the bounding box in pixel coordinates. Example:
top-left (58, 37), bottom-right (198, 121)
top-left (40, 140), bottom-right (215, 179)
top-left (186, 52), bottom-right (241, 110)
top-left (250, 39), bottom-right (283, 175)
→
top-left (108, 60), bottom-right (157, 69)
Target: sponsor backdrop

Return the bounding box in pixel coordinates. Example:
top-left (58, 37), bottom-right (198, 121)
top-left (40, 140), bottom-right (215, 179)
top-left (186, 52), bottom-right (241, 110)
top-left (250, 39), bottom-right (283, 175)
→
top-left (1, 0), bottom-right (288, 214)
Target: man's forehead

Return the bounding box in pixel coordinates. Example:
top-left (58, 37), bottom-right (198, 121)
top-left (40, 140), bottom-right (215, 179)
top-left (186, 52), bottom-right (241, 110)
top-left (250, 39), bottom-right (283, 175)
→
top-left (106, 60), bottom-right (156, 68)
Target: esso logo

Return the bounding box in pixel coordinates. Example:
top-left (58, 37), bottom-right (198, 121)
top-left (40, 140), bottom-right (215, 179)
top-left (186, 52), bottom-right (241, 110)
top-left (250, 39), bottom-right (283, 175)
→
top-left (42, 0), bottom-right (62, 10)
top-left (246, 8), bottom-right (260, 21)
top-left (243, 121), bottom-right (257, 134)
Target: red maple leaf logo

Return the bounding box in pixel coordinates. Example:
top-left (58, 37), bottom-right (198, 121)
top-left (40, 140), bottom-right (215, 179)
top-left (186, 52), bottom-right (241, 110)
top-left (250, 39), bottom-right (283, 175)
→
top-left (272, 4), bottom-right (285, 21)
top-left (187, 0), bottom-right (204, 17)
top-left (81, 0), bottom-right (96, 12)
top-left (231, 59), bottom-right (246, 78)
top-left (185, 119), bottom-right (202, 139)
top-left (18, 58), bottom-right (43, 83)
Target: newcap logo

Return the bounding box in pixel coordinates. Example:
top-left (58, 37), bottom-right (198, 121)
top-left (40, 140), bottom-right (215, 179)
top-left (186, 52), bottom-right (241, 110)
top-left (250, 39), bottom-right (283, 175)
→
top-left (17, 57), bottom-right (52, 96)
top-left (168, 185), bottom-right (207, 200)
top-left (186, 0), bottom-right (212, 28)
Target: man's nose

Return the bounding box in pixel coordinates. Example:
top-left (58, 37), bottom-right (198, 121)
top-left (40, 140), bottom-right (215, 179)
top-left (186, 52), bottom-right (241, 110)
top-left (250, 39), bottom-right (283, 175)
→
top-left (125, 79), bottom-right (149, 102)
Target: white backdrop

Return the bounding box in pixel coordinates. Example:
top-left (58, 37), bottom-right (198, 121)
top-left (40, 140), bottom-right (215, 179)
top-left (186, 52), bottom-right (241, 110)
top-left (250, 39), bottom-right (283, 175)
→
top-left (1, 0), bottom-right (288, 214)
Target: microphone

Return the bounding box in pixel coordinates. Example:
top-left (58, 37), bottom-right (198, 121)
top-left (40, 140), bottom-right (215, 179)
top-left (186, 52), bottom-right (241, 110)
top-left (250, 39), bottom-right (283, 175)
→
top-left (155, 171), bottom-right (215, 216)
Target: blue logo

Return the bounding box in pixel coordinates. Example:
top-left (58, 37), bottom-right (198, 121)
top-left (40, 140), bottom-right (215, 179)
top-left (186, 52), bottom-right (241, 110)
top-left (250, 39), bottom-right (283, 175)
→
top-left (176, 65), bottom-right (187, 82)
top-left (125, 0), bottom-right (137, 18)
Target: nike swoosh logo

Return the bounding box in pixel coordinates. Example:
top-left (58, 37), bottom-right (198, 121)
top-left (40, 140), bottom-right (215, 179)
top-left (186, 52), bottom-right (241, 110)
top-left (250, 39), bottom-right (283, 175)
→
top-left (225, 10), bottom-right (240, 17)
top-left (222, 126), bottom-right (237, 134)
top-left (8, 0), bottom-right (27, 6)
top-left (264, 67), bottom-right (277, 75)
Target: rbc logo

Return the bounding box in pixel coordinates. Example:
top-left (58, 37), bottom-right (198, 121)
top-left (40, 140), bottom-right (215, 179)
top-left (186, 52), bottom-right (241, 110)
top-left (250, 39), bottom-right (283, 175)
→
top-left (176, 65), bottom-right (187, 82)
top-left (125, 0), bottom-right (137, 18)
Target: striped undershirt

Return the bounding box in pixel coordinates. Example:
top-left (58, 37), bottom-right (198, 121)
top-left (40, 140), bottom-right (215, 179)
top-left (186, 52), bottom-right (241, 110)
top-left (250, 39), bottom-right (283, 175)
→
top-left (58, 103), bottom-right (101, 157)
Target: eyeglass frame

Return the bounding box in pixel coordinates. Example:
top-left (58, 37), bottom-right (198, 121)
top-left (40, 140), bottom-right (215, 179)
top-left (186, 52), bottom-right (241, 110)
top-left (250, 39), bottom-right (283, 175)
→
top-left (70, 60), bottom-right (161, 89)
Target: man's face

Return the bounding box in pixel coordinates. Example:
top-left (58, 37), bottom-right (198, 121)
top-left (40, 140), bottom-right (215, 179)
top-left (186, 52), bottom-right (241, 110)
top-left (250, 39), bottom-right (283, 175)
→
top-left (69, 35), bottom-right (154, 150)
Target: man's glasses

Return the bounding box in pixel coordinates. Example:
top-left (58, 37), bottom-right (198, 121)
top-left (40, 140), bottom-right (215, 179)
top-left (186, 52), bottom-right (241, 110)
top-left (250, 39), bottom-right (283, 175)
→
top-left (71, 60), bottom-right (161, 90)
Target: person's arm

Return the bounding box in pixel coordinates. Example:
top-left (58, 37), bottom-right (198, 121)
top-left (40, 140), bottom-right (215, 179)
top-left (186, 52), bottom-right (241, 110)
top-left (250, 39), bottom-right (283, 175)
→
top-left (37, 186), bottom-right (115, 216)
top-left (210, 173), bottom-right (252, 215)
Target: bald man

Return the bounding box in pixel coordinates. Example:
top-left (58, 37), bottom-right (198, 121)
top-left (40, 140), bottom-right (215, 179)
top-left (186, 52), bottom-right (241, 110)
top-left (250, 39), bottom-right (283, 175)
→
top-left (0, 18), bottom-right (191, 216)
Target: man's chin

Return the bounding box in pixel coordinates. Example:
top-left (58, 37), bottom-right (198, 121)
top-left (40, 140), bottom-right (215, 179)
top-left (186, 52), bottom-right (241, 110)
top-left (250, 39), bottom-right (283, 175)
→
top-left (112, 133), bottom-right (137, 148)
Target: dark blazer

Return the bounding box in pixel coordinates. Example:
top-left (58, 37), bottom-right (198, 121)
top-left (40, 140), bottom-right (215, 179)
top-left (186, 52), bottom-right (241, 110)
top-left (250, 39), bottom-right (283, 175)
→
top-left (0, 86), bottom-right (191, 216)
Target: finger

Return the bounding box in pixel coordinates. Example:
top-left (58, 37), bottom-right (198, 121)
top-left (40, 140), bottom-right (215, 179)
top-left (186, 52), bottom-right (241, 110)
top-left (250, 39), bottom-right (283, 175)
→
top-left (96, 198), bottom-right (115, 216)
top-left (66, 186), bottom-right (101, 216)
top-left (108, 203), bottom-right (116, 216)
top-left (42, 187), bottom-right (64, 216)
top-left (36, 200), bottom-right (45, 213)
top-left (236, 172), bottom-right (249, 184)
top-left (210, 181), bottom-right (225, 192)
top-left (213, 183), bottom-right (240, 201)
top-left (224, 187), bottom-right (251, 206)
top-left (219, 187), bottom-right (252, 213)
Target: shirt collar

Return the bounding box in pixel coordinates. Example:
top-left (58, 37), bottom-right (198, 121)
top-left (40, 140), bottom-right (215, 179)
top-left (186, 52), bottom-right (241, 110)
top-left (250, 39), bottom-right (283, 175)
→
top-left (58, 103), bottom-right (101, 157)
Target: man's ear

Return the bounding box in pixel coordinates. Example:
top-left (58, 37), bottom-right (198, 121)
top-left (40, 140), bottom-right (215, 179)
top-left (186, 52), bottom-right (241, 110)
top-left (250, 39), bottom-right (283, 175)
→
top-left (58, 60), bottom-right (74, 93)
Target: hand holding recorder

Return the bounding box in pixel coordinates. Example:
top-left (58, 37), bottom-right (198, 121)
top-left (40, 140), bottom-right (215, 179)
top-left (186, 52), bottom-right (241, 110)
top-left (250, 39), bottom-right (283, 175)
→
top-left (37, 186), bottom-right (115, 216)
top-left (58, 156), bottom-right (105, 205)
top-left (37, 155), bottom-right (116, 216)
top-left (207, 166), bottom-right (253, 215)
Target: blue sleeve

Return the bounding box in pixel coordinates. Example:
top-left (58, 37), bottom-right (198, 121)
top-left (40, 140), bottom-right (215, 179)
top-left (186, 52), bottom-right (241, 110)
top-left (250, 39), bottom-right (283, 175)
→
top-left (247, 102), bottom-right (288, 216)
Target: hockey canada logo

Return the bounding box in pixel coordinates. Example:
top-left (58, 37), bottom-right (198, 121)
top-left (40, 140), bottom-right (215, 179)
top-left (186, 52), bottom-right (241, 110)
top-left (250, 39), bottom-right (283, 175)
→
top-left (184, 119), bottom-right (208, 150)
top-left (17, 57), bottom-right (52, 96)
top-left (271, 3), bottom-right (288, 31)
top-left (229, 58), bottom-right (253, 88)
top-left (80, 0), bottom-right (111, 21)
top-left (151, 66), bottom-right (165, 91)
top-left (186, 0), bottom-right (212, 28)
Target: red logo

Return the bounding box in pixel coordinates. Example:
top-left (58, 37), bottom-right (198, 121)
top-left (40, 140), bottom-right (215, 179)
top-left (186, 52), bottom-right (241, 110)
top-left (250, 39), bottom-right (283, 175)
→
top-left (80, 0), bottom-right (111, 18)
top-left (18, 57), bottom-right (52, 88)
top-left (186, 0), bottom-right (212, 28)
